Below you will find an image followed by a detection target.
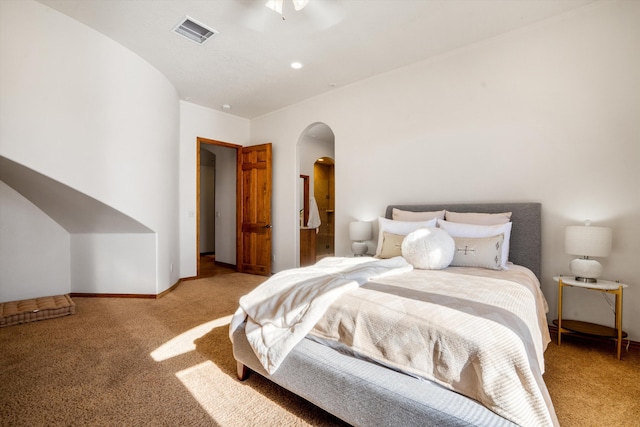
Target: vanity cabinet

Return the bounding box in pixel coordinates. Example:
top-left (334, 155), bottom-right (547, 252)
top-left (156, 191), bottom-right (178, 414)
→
top-left (300, 228), bottom-right (317, 267)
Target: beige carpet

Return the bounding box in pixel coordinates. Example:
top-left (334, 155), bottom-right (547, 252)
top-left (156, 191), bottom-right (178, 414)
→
top-left (1, 273), bottom-right (638, 426)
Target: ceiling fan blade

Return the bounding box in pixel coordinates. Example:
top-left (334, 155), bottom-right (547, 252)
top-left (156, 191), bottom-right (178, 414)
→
top-left (265, 0), bottom-right (284, 14)
top-left (293, 0), bottom-right (310, 11)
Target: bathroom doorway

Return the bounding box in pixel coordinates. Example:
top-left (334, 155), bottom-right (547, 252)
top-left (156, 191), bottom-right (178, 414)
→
top-left (297, 123), bottom-right (335, 266)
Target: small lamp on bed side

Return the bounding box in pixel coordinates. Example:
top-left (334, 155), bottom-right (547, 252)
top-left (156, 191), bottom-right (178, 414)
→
top-left (565, 220), bottom-right (612, 283)
top-left (349, 221), bottom-right (372, 256)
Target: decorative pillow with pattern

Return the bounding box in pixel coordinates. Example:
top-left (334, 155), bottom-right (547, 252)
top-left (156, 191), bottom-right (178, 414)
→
top-left (437, 219), bottom-right (512, 268)
top-left (450, 234), bottom-right (505, 270)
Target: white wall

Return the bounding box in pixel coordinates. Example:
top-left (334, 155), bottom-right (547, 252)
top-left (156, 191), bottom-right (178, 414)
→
top-left (179, 102), bottom-right (250, 278)
top-left (251, 1), bottom-right (640, 340)
top-left (71, 234), bottom-right (156, 295)
top-left (0, 0), bottom-right (180, 296)
top-left (199, 150), bottom-right (216, 253)
top-left (0, 182), bottom-right (70, 301)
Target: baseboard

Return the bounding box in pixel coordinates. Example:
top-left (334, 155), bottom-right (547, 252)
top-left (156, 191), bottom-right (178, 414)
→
top-left (70, 292), bottom-right (157, 299)
top-left (156, 279), bottom-right (182, 299)
top-left (548, 324), bottom-right (640, 351)
top-left (70, 279), bottom-right (182, 300)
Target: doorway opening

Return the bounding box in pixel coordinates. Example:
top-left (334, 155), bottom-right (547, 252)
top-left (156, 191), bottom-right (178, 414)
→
top-left (196, 138), bottom-right (273, 277)
top-left (197, 137), bottom-right (241, 277)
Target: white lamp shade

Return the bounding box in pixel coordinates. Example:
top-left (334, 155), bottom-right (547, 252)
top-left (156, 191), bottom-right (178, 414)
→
top-left (349, 221), bottom-right (372, 242)
top-left (565, 225), bottom-right (612, 258)
top-left (565, 223), bottom-right (612, 282)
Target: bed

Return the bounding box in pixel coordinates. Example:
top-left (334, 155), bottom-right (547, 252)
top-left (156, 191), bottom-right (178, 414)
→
top-left (230, 202), bottom-right (557, 427)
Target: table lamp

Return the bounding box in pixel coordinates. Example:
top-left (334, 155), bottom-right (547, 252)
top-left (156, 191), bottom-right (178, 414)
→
top-left (349, 221), bottom-right (372, 256)
top-left (565, 220), bottom-right (612, 283)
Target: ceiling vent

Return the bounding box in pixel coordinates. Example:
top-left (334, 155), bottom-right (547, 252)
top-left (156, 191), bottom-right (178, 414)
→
top-left (173, 16), bottom-right (218, 45)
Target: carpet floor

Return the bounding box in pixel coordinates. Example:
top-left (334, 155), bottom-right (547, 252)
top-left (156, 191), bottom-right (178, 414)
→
top-left (1, 273), bottom-right (638, 426)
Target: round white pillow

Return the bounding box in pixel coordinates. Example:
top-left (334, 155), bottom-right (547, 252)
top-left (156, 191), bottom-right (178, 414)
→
top-left (401, 227), bottom-right (454, 270)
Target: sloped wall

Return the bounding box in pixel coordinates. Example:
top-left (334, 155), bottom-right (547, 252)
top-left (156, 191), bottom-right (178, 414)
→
top-left (0, 0), bottom-right (180, 297)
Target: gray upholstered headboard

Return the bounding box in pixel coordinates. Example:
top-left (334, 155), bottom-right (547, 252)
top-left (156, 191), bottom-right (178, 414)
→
top-left (385, 203), bottom-right (542, 280)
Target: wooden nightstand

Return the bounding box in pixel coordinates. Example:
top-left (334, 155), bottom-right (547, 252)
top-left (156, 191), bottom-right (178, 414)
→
top-left (553, 275), bottom-right (628, 359)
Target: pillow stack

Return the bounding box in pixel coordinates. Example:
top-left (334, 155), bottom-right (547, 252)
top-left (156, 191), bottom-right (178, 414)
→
top-left (374, 208), bottom-right (513, 271)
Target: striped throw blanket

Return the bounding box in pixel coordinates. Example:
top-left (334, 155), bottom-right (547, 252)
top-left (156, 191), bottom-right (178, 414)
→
top-left (309, 265), bottom-right (558, 427)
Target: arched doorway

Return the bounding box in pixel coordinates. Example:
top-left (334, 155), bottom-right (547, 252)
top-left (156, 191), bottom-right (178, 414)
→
top-left (297, 123), bottom-right (335, 266)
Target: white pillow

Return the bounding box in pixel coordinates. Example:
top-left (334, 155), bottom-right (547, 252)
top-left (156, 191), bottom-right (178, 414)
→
top-left (437, 219), bottom-right (512, 268)
top-left (375, 217), bottom-right (437, 257)
top-left (401, 227), bottom-right (454, 270)
top-left (392, 208), bottom-right (445, 222)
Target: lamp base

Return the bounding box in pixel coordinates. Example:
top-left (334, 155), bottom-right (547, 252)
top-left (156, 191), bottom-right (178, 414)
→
top-left (351, 241), bottom-right (368, 257)
top-left (574, 276), bottom-right (598, 283)
top-left (570, 258), bottom-right (602, 283)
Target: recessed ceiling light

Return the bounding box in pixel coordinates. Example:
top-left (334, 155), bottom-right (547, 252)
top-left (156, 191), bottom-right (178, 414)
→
top-left (173, 16), bottom-right (218, 45)
top-left (222, 104), bottom-right (231, 110)
top-left (291, 62), bottom-right (303, 69)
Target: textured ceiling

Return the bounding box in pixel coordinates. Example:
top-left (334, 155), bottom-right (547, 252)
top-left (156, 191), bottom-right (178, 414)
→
top-left (38, 0), bottom-right (595, 119)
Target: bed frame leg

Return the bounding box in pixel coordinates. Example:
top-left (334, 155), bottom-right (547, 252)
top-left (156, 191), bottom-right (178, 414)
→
top-left (236, 361), bottom-right (251, 381)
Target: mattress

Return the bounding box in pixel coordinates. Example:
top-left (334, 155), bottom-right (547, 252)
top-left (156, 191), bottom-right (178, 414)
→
top-left (0, 294), bottom-right (75, 327)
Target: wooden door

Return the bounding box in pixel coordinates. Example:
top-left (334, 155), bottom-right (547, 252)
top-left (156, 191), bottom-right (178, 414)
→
top-left (237, 143), bottom-right (272, 275)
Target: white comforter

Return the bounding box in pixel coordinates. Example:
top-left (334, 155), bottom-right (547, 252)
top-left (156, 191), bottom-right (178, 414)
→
top-left (229, 256), bottom-right (413, 374)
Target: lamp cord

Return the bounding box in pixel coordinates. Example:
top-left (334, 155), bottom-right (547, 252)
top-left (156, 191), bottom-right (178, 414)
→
top-left (600, 292), bottom-right (630, 352)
